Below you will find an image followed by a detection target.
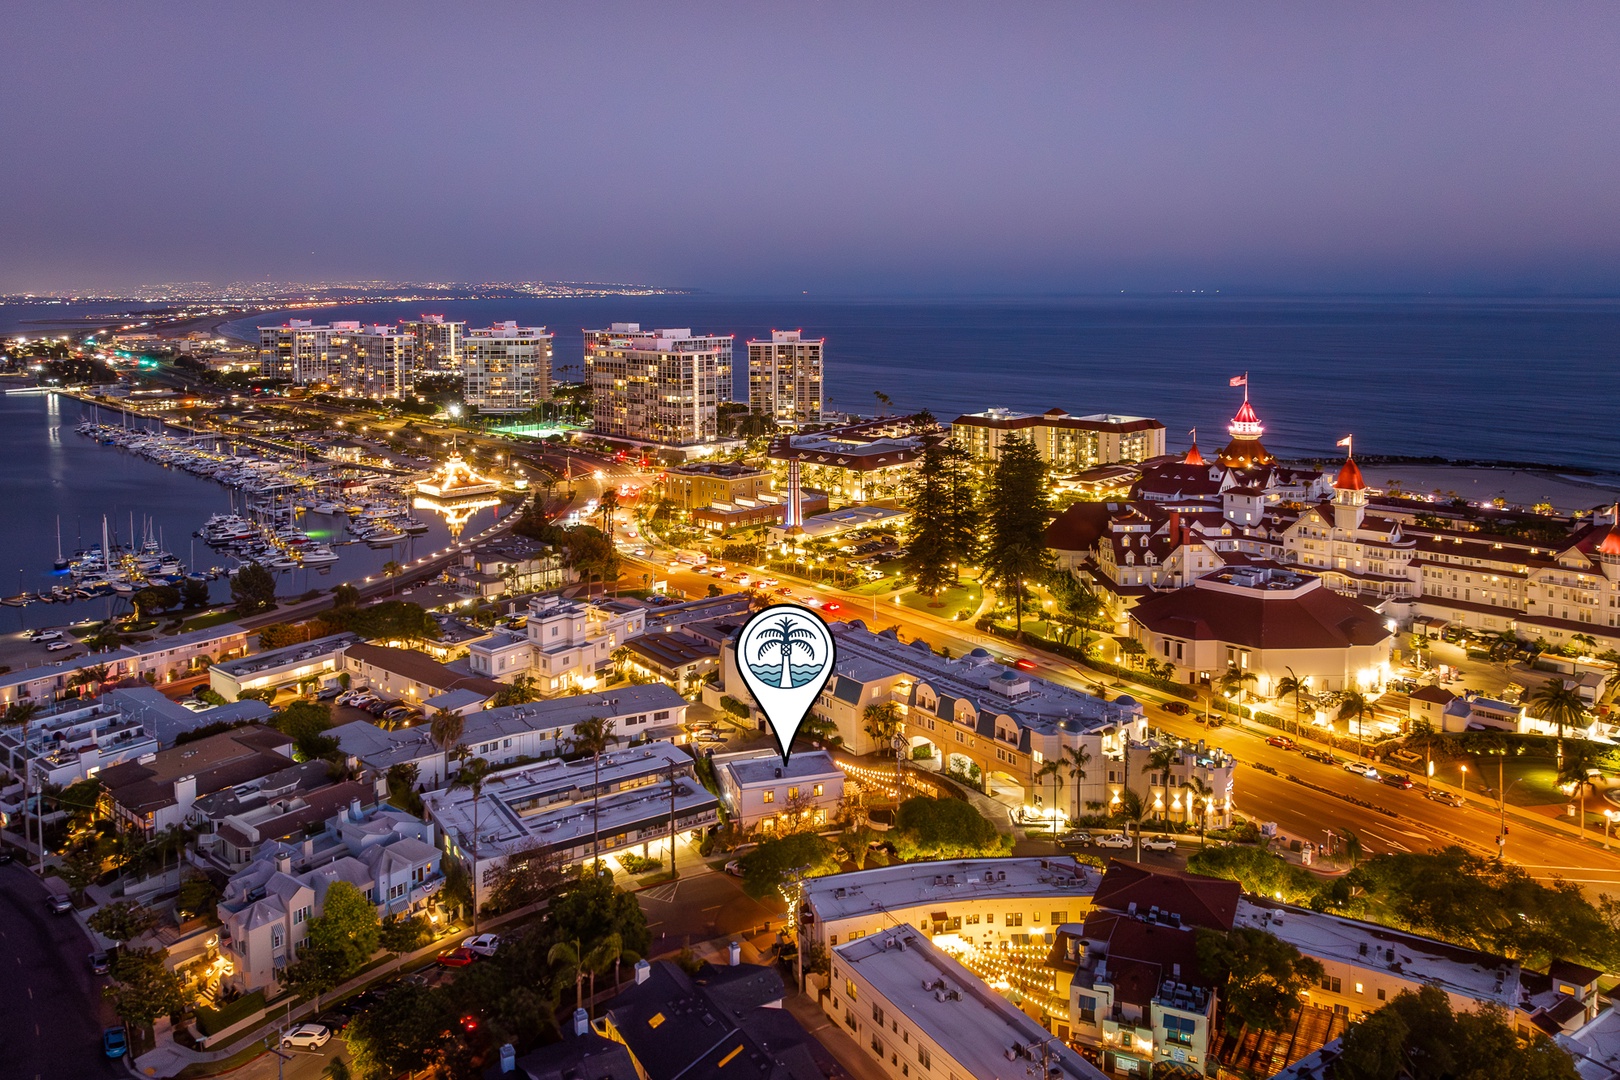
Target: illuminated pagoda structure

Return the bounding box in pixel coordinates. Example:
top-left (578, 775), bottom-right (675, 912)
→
top-left (413, 450), bottom-right (503, 536)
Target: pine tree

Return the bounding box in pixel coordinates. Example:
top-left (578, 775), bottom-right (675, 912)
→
top-left (980, 434), bottom-right (1051, 634)
top-left (942, 439), bottom-right (981, 579)
top-left (903, 443), bottom-right (956, 600)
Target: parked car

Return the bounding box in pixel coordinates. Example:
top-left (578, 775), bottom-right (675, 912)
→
top-left (1343, 761), bottom-right (1379, 779)
top-left (1301, 748), bottom-right (1338, 764)
top-left (102, 1026), bottom-right (128, 1059)
top-left (437, 947), bottom-right (477, 968)
top-left (47, 893), bottom-right (73, 914)
top-left (1141, 836), bottom-right (1178, 854)
top-left (724, 859), bottom-right (746, 876)
top-left (1265, 736), bottom-right (1297, 750)
top-left (1059, 830), bottom-right (1093, 848)
top-left (1425, 790), bottom-right (1465, 807)
top-left (1162, 701), bottom-right (1190, 715)
top-left (462, 933), bottom-right (502, 957)
top-left (1095, 833), bottom-right (1132, 850)
top-left (315, 1012), bottom-right (351, 1033)
top-left (89, 951), bottom-right (110, 975)
top-left (32, 630), bottom-right (63, 642)
top-left (46, 641), bottom-right (72, 652)
top-left (1380, 772), bottom-right (1414, 789)
top-left (315, 686), bottom-right (343, 701)
top-left (280, 1023), bottom-right (332, 1049)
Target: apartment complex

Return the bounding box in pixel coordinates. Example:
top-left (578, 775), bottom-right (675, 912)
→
top-left (953, 408), bottom-right (1167, 471)
top-left (350, 323), bottom-right (418, 399)
top-left (466, 594), bottom-right (647, 696)
top-left (464, 321), bottom-right (553, 413)
top-left (748, 329), bottom-right (824, 424)
top-left (585, 323), bottom-right (734, 445)
top-left (400, 315), bottom-right (466, 372)
top-left (661, 461), bottom-right (772, 510)
top-left (256, 320), bottom-right (360, 384)
top-left (766, 416), bottom-right (934, 503)
top-left (712, 749), bottom-right (845, 832)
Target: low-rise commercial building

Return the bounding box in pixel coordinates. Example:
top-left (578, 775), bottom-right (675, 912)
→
top-left (662, 461), bottom-right (773, 510)
top-left (830, 929), bottom-right (1108, 1080)
top-left (209, 632), bottom-right (361, 702)
top-left (105, 686), bottom-right (273, 746)
top-left (422, 742), bottom-right (717, 886)
top-left (621, 632), bottom-right (719, 691)
top-left (125, 622), bottom-right (250, 684)
top-left (713, 749), bottom-right (844, 832)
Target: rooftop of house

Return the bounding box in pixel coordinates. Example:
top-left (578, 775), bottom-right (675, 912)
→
top-left (1234, 898), bottom-right (1523, 1010)
top-left (105, 686), bottom-right (273, 746)
top-left (100, 725), bottom-right (294, 814)
top-left (1090, 860), bottom-right (1242, 932)
top-left (804, 857), bottom-right (1095, 924)
top-left (834, 930), bottom-right (1107, 1080)
top-left (602, 960), bottom-right (822, 1080)
top-left (505, 1033), bottom-right (640, 1080)
top-left (213, 632), bottom-right (362, 679)
top-left (623, 632), bottom-right (719, 669)
top-left (716, 750), bottom-right (840, 788)
top-left (1556, 1004), bottom-right (1620, 1080)
top-left (343, 643), bottom-right (506, 697)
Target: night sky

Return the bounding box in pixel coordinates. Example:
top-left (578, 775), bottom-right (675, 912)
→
top-left (5, 3), bottom-right (1620, 295)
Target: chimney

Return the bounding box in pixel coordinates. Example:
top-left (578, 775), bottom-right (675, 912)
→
top-left (350, 798), bottom-right (363, 822)
top-left (573, 1007), bottom-right (589, 1037)
top-left (275, 852), bottom-right (291, 874)
top-left (1172, 963), bottom-right (1181, 980)
top-left (499, 1044), bottom-right (516, 1073)
top-left (634, 959), bottom-right (651, 985)
top-left (1168, 511), bottom-right (1180, 543)
top-left (729, 941), bottom-right (741, 967)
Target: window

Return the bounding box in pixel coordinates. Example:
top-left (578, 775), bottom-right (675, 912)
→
top-left (985, 913), bottom-right (995, 924)
top-left (872, 1004), bottom-right (885, 1025)
top-left (1354, 982), bottom-right (1364, 995)
top-left (788, 786), bottom-right (800, 800)
top-left (918, 1046), bottom-right (931, 1069)
top-left (1052, 911), bottom-right (1068, 925)
top-left (813, 783), bottom-right (824, 796)
top-left (1005, 913), bottom-right (1023, 927)
top-left (871, 1036), bottom-right (884, 1057)
top-left (967, 914), bottom-right (980, 925)
top-left (762, 790), bottom-right (775, 803)
top-left (845, 979), bottom-right (858, 1001)
top-left (1377, 988), bottom-right (1387, 1001)
top-left (1077, 995), bottom-right (1097, 1024)
top-left (1320, 975), bottom-right (1342, 994)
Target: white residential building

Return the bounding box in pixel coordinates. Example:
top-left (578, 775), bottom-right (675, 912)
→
top-left (748, 329), bottom-right (824, 425)
top-left (713, 749), bottom-right (844, 832)
top-left (467, 595), bottom-right (645, 696)
top-left (464, 322), bottom-right (553, 413)
top-left (216, 805), bottom-right (441, 993)
top-left (401, 315), bottom-right (466, 373)
top-left (256, 320), bottom-right (360, 384)
top-left (332, 683), bottom-right (689, 789)
top-left (0, 699), bottom-right (158, 787)
top-left (350, 323), bottom-right (418, 399)
top-left (210, 632), bottom-right (361, 702)
top-left (585, 324), bottom-right (734, 445)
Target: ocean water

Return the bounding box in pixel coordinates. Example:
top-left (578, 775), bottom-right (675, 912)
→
top-left (746, 661), bottom-right (825, 689)
top-left (0, 391), bottom-right (502, 631)
top-left (197, 295), bottom-right (1620, 476)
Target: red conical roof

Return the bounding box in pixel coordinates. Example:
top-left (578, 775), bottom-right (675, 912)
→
top-left (1599, 507), bottom-right (1620, 556)
top-left (1334, 456), bottom-right (1366, 492)
top-left (1184, 441), bottom-right (1205, 466)
top-left (1233, 399), bottom-right (1260, 426)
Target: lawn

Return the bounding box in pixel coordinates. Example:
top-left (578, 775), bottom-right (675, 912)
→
top-left (1445, 752), bottom-right (1565, 808)
top-left (180, 608), bottom-right (243, 633)
top-left (899, 581), bottom-right (983, 621)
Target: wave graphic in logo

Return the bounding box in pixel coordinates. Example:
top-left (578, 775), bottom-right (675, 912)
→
top-left (746, 660), bottom-right (823, 689)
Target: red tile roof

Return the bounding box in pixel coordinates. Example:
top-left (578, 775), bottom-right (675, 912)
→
top-left (1129, 577), bottom-right (1392, 651)
top-left (1092, 860), bottom-right (1240, 932)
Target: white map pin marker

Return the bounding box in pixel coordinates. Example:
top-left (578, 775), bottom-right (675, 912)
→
top-left (736, 604), bottom-right (837, 764)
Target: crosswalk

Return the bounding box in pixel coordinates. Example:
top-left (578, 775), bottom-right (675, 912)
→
top-left (641, 879), bottom-right (682, 903)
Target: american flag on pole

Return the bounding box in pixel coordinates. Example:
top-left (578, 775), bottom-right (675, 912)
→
top-left (1229, 374), bottom-right (1247, 387)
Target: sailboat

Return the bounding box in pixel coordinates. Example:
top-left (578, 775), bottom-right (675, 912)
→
top-left (53, 516), bottom-right (69, 572)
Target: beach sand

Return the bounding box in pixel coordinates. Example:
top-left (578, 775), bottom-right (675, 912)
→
top-left (1363, 464), bottom-right (1620, 514)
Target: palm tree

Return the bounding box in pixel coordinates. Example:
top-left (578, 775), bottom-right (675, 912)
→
top-left (1275, 668), bottom-right (1307, 738)
top-left (70, 663), bottom-right (114, 699)
top-left (84, 620), bottom-right (123, 653)
top-left (1113, 789), bottom-right (1149, 862)
top-left (598, 488), bottom-right (620, 541)
top-left (1061, 744), bottom-right (1091, 830)
top-left (1338, 690), bottom-right (1372, 758)
top-left (382, 559), bottom-right (401, 596)
top-left (452, 756), bottom-right (492, 929)
top-left (589, 931), bottom-right (639, 1001)
top-left (568, 716), bottom-right (620, 867)
top-left (1558, 739), bottom-right (1607, 839)
top-left (610, 646), bottom-right (633, 681)
top-left (862, 702), bottom-right (906, 797)
top-left (753, 615), bottom-right (818, 689)
top-left (1219, 666), bottom-right (1258, 720)
top-left (549, 938), bottom-right (587, 1014)
top-left (1185, 776), bottom-right (1214, 846)
top-left (1341, 827), bottom-right (1363, 868)
top-left (1527, 679), bottom-right (1586, 762)
top-left (429, 708), bottom-right (464, 778)
top-left (1141, 745), bottom-right (1177, 826)
top-left (1569, 633), bottom-right (1598, 656)
top-left (1035, 758), bottom-right (1065, 842)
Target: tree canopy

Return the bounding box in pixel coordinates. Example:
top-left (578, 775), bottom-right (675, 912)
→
top-left (1335, 984), bottom-right (1577, 1080)
top-left (740, 832), bottom-right (841, 898)
top-left (1196, 926), bottom-right (1324, 1036)
top-left (104, 946), bottom-right (187, 1029)
top-left (545, 871), bottom-right (651, 960)
top-left (978, 434), bottom-right (1052, 632)
top-left (230, 561), bottom-right (278, 613)
top-left (893, 796), bottom-right (1010, 859)
top-left (285, 880), bottom-right (381, 1002)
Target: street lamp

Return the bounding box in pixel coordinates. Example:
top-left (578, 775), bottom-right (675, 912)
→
top-left (1460, 764), bottom-right (1467, 801)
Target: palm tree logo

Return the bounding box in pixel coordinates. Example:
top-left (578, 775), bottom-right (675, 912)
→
top-left (749, 614), bottom-right (823, 688)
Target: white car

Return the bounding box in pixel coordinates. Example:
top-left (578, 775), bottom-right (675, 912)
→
top-left (46, 641), bottom-right (72, 652)
top-left (1342, 761), bottom-right (1377, 778)
top-left (724, 859), bottom-right (746, 876)
top-left (32, 630), bottom-right (63, 642)
top-left (1094, 834), bottom-right (1132, 850)
top-left (462, 933), bottom-right (502, 957)
top-left (1141, 836), bottom-right (1178, 853)
top-left (280, 1024), bottom-right (331, 1049)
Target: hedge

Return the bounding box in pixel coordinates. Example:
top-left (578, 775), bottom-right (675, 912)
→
top-left (195, 990), bottom-right (265, 1036)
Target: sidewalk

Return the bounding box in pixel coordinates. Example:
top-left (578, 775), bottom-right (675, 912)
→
top-left (133, 899), bottom-right (546, 1079)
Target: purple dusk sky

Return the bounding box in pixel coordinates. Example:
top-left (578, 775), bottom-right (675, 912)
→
top-left (4, 3), bottom-right (1620, 294)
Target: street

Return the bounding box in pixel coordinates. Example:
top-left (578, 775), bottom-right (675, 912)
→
top-left (0, 861), bottom-right (123, 1080)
